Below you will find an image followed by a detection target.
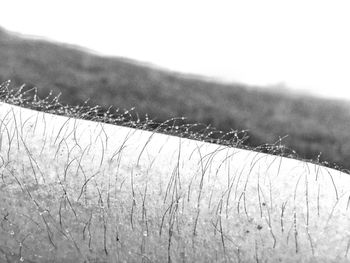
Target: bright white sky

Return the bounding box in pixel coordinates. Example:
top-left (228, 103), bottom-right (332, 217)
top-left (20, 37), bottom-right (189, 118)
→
top-left (1, 0), bottom-right (350, 100)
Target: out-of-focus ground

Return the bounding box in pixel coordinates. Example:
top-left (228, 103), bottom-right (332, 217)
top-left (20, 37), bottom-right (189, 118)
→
top-left (1, 27), bottom-right (349, 171)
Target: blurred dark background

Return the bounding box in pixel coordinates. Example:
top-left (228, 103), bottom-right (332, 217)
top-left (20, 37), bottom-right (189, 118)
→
top-left (1, 27), bottom-right (349, 171)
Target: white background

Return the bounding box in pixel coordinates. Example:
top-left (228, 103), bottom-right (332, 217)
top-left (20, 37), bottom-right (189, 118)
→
top-left (1, 0), bottom-right (350, 100)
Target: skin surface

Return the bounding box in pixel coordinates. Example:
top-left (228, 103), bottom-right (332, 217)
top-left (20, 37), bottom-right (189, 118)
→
top-left (1, 102), bottom-right (350, 262)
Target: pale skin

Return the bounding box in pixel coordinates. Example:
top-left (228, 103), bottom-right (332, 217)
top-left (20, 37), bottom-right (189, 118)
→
top-left (0, 102), bottom-right (349, 262)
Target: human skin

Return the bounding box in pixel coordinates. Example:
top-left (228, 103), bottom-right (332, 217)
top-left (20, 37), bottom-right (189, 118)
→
top-left (0, 102), bottom-right (349, 262)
